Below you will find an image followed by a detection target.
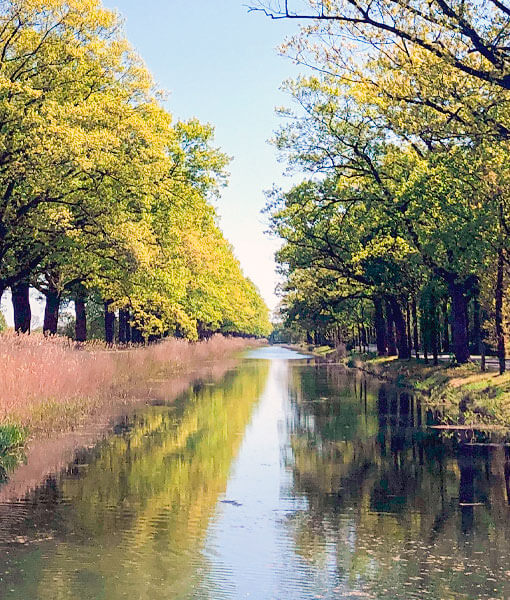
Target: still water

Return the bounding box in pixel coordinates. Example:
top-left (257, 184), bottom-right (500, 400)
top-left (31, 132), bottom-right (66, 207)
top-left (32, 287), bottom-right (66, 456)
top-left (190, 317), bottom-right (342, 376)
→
top-left (1, 347), bottom-right (510, 599)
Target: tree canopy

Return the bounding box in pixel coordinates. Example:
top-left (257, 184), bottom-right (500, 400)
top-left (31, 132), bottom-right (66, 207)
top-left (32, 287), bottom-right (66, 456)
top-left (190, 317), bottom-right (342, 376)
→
top-left (0, 0), bottom-right (271, 340)
top-left (261, 0), bottom-right (510, 368)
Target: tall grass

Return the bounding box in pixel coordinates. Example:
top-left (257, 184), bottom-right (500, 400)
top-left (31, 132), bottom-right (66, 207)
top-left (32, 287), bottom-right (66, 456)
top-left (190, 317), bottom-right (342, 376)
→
top-left (0, 332), bottom-right (261, 429)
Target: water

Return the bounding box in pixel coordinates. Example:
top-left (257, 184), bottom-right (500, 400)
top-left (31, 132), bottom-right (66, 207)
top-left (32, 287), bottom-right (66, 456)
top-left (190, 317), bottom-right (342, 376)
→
top-left (0, 346), bottom-right (510, 599)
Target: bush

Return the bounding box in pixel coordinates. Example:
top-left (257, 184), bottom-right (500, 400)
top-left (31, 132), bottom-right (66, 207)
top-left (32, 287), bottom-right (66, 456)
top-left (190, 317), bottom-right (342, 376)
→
top-left (0, 423), bottom-right (27, 482)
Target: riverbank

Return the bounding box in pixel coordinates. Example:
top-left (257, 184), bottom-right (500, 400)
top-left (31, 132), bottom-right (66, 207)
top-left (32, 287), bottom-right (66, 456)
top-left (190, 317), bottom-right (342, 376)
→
top-left (0, 333), bottom-right (263, 481)
top-left (281, 343), bottom-right (340, 359)
top-left (348, 354), bottom-right (510, 429)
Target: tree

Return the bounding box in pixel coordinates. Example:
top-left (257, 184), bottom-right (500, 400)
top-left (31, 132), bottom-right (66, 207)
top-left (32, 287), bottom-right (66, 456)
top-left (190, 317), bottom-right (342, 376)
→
top-left (250, 1), bottom-right (510, 90)
top-left (0, 0), bottom-right (153, 293)
top-left (0, 0), bottom-right (271, 342)
top-left (267, 71), bottom-right (506, 362)
top-left (267, 177), bottom-right (419, 359)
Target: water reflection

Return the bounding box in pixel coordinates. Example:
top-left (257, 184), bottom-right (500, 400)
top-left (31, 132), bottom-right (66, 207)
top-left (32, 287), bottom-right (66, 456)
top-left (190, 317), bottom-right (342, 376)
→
top-left (0, 361), bottom-right (269, 599)
top-left (287, 364), bottom-right (510, 599)
top-left (1, 353), bottom-right (510, 599)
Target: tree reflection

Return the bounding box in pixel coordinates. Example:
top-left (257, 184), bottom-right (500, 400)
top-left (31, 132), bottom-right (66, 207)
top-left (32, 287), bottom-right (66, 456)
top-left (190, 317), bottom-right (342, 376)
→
top-left (0, 361), bottom-right (269, 600)
top-left (287, 366), bottom-right (510, 599)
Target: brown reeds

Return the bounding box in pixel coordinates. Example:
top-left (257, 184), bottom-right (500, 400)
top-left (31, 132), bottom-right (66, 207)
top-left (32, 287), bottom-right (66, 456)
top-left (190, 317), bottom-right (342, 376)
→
top-left (0, 332), bottom-right (261, 428)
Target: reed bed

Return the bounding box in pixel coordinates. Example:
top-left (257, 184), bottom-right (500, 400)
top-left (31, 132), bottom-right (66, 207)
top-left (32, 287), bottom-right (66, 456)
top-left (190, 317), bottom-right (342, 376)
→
top-left (0, 332), bottom-right (261, 429)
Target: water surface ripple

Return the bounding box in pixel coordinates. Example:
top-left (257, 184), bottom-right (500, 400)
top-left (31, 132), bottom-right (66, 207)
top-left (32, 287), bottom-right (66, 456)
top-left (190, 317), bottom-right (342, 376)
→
top-left (0, 346), bottom-right (509, 599)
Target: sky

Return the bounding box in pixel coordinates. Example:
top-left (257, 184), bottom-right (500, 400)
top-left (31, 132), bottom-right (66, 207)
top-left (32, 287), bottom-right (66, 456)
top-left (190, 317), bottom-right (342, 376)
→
top-left (0, 0), bottom-right (304, 325)
top-left (102, 0), bottom-right (302, 312)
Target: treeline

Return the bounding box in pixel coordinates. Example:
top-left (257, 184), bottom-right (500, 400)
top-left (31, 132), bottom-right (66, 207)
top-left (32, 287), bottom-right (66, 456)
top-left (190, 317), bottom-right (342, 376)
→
top-left (260, 0), bottom-right (510, 371)
top-left (0, 0), bottom-right (271, 342)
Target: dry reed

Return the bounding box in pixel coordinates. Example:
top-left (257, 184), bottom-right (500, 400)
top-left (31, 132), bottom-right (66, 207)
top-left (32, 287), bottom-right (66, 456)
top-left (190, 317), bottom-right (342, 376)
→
top-left (0, 332), bottom-right (261, 427)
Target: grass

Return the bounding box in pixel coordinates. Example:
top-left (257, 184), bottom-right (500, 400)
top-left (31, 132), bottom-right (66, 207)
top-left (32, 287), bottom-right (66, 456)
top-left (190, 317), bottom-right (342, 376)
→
top-left (0, 332), bottom-right (263, 435)
top-left (348, 353), bottom-right (510, 429)
top-left (0, 423), bottom-right (27, 481)
top-left (313, 345), bottom-right (338, 356)
top-left (283, 342), bottom-right (342, 358)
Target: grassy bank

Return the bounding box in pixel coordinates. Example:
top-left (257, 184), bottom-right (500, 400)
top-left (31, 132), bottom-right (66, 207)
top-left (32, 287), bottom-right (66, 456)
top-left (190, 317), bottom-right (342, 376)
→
top-left (0, 332), bottom-right (262, 436)
top-left (348, 354), bottom-right (510, 429)
top-left (282, 343), bottom-right (341, 358)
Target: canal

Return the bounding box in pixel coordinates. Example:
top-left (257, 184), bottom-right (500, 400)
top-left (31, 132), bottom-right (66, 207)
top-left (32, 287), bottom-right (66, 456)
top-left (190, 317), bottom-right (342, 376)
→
top-left (0, 346), bottom-right (510, 599)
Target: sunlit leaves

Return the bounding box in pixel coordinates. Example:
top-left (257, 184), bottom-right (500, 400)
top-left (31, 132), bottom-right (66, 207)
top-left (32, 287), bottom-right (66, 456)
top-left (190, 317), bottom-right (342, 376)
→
top-left (0, 0), bottom-right (270, 339)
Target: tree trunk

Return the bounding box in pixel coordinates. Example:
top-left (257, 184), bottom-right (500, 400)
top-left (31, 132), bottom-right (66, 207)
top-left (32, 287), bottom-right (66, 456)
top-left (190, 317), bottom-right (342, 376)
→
top-left (472, 289), bottom-right (482, 362)
top-left (385, 299), bottom-right (397, 356)
top-left (373, 298), bottom-right (387, 356)
top-left (389, 298), bottom-right (410, 360)
top-left (448, 280), bottom-right (470, 364)
top-left (431, 306), bottom-right (439, 366)
top-left (412, 297), bottom-right (419, 359)
top-left (118, 310), bottom-right (125, 344)
top-left (361, 323), bottom-right (368, 352)
top-left (426, 290), bottom-right (439, 366)
top-left (125, 313), bottom-right (131, 343)
top-left (118, 309), bottom-right (129, 344)
top-left (43, 289), bottom-right (60, 335)
top-left (442, 301), bottom-right (450, 353)
top-left (131, 324), bottom-right (144, 344)
top-left (75, 293), bottom-right (87, 342)
top-left (465, 296), bottom-right (470, 351)
top-left (11, 280), bottom-right (31, 333)
top-left (422, 307), bottom-right (429, 364)
top-left (104, 300), bottom-right (115, 345)
top-left (406, 301), bottom-right (412, 360)
top-left (496, 247), bottom-right (506, 375)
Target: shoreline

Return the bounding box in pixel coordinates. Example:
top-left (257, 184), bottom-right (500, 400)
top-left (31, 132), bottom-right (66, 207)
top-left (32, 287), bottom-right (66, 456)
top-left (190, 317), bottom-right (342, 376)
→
top-left (0, 335), bottom-right (263, 497)
top-left (0, 359), bottom-right (241, 502)
top-left (279, 343), bottom-right (510, 430)
top-left (279, 343), bottom-right (339, 359)
top-left (346, 353), bottom-right (510, 430)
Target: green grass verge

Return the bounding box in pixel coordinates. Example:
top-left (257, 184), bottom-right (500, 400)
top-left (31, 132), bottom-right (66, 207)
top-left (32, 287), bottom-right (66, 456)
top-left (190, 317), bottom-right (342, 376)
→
top-left (0, 423), bottom-right (27, 481)
top-left (284, 343), bottom-right (341, 358)
top-left (348, 354), bottom-right (510, 428)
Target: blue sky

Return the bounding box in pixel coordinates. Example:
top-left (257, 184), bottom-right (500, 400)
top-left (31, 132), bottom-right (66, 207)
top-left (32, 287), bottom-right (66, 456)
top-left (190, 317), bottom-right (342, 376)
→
top-left (104, 0), bottom-right (301, 311)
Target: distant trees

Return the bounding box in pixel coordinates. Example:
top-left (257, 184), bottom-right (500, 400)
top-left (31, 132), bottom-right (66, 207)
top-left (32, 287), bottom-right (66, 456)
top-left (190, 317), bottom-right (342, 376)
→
top-left (0, 0), bottom-right (271, 341)
top-left (260, 0), bottom-right (510, 370)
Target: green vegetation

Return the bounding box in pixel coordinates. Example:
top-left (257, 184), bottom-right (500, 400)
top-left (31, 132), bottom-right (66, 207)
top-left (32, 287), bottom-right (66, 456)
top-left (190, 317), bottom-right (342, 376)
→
top-left (257, 0), bottom-right (510, 374)
top-left (349, 355), bottom-right (510, 428)
top-left (0, 0), bottom-right (270, 342)
top-left (0, 424), bottom-right (27, 481)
